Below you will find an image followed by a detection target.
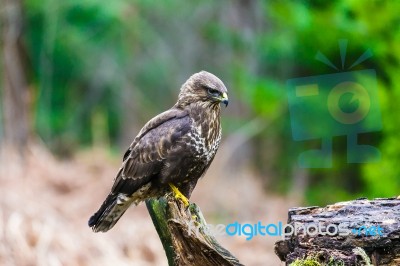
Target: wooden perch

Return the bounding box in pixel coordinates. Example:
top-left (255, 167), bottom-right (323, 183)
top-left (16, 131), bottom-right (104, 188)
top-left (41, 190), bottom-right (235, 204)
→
top-left (275, 197), bottom-right (400, 265)
top-left (146, 195), bottom-right (243, 266)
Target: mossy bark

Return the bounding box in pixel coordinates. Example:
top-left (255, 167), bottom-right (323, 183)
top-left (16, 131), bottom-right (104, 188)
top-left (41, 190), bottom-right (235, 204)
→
top-left (275, 197), bottom-right (400, 266)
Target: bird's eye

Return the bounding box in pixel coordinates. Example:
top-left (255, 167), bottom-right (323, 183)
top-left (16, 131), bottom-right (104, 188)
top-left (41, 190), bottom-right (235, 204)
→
top-left (207, 87), bottom-right (220, 97)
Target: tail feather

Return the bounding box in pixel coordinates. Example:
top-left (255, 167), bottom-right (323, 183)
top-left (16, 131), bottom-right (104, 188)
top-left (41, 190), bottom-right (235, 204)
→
top-left (88, 193), bottom-right (133, 232)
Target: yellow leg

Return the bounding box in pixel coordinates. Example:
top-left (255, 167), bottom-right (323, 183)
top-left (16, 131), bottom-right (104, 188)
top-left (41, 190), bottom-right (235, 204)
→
top-left (169, 183), bottom-right (189, 207)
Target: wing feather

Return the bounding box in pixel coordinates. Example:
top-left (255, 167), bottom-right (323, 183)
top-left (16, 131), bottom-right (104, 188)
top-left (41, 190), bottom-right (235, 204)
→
top-left (111, 108), bottom-right (191, 195)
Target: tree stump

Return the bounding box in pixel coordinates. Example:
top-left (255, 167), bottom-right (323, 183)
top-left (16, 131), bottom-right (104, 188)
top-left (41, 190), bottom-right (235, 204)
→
top-left (275, 197), bottom-right (400, 265)
top-left (146, 195), bottom-right (243, 266)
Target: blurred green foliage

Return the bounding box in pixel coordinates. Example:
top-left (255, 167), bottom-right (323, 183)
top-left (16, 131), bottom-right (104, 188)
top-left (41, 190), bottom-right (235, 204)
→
top-left (4, 0), bottom-right (400, 204)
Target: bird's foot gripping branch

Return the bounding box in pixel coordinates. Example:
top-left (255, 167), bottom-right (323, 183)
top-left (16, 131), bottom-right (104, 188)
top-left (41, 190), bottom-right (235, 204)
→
top-left (168, 183), bottom-right (190, 207)
top-left (146, 195), bottom-right (243, 266)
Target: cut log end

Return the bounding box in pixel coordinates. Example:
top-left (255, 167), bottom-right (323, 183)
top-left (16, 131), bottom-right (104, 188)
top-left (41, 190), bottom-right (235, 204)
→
top-left (275, 197), bottom-right (400, 266)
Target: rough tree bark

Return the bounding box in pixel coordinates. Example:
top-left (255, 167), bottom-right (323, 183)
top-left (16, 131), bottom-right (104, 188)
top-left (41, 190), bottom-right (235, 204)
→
top-left (1, 0), bottom-right (31, 153)
top-left (275, 197), bottom-right (400, 266)
top-left (146, 195), bottom-right (243, 266)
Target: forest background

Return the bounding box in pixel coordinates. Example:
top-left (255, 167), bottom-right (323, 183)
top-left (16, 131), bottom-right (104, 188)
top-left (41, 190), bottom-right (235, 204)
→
top-left (1, 1), bottom-right (399, 265)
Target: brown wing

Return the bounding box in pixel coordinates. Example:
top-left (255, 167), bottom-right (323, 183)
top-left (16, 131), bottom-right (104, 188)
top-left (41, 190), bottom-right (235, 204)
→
top-left (111, 108), bottom-right (191, 195)
top-left (88, 107), bottom-right (192, 231)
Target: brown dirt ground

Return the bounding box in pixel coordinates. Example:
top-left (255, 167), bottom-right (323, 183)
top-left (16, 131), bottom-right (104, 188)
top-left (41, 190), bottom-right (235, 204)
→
top-left (0, 145), bottom-right (296, 266)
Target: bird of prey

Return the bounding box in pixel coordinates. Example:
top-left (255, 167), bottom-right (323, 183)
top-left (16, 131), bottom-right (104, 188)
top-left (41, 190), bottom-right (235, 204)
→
top-left (88, 71), bottom-right (228, 232)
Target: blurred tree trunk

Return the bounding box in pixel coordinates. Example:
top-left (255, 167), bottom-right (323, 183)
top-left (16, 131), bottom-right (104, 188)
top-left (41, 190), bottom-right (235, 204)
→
top-left (1, 0), bottom-right (31, 154)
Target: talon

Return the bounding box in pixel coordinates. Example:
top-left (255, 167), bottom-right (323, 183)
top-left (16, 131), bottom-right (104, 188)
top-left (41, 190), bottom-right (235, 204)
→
top-left (191, 215), bottom-right (200, 227)
top-left (169, 183), bottom-right (189, 207)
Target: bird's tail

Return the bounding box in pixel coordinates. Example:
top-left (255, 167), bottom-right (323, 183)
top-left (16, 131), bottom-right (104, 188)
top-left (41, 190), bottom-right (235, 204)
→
top-left (88, 193), bottom-right (133, 232)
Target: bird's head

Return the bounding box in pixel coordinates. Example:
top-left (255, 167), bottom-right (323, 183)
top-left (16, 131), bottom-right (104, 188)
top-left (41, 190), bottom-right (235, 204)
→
top-left (176, 71), bottom-right (229, 109)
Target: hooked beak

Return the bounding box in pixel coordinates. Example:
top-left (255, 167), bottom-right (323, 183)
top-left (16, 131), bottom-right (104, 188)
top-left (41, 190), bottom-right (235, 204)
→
top-left (221, 92), bottom-right (229, 107)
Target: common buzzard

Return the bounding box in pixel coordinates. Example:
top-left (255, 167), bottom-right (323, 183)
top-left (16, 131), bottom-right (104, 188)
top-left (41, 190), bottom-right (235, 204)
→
top-left (88, 71), bottom-right (228, 232)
